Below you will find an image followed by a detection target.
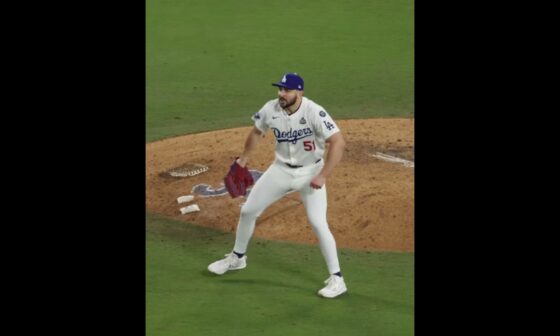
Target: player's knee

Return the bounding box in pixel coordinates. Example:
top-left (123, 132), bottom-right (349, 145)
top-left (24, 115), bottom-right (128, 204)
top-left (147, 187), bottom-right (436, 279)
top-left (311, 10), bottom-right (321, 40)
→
top-left (240, 204), bottom-right (259, 218)
top-left (309, 218), bottom-right (330, 232)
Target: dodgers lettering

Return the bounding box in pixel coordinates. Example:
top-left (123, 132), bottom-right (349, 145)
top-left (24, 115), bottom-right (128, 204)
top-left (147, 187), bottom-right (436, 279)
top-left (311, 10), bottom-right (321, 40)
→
top-left (272, 127), bottom-right (313, 144)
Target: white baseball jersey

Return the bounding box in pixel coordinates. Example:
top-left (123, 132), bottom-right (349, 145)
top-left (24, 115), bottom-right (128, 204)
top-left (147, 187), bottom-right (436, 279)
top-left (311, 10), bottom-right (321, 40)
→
top-left (252, 97), bottom-right (340, 166)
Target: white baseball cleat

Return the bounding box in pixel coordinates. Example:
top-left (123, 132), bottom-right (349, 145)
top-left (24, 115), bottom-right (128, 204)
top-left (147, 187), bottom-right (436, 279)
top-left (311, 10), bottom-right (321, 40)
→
top-left (208, 252), bottom-right (247, 275)
top-left (318, 275), bottom-right (347, 298)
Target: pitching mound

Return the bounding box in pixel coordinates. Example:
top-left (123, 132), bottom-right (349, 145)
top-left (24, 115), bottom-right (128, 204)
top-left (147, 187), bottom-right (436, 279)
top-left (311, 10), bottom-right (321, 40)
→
top-left (147, 118), bottom-right (414, 252)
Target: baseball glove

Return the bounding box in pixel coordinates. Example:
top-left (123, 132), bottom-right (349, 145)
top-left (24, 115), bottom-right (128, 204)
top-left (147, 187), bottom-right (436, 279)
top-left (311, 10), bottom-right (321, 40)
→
top-left (224, 159), bottom-right (254, 198)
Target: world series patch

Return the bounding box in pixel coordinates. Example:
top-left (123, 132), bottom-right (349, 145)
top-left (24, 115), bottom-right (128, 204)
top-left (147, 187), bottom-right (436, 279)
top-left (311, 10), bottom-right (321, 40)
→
top-left (319, 111), bottom-right (326, 117)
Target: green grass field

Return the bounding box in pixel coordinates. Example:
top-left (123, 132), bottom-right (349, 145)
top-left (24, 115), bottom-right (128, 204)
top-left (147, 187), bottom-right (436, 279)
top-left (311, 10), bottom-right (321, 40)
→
top-left (147, 214), bottom-right (413, 336)
top-left (146, 0), bottom-right (414, 141)
top-left (147, 0), bottom-right (414, 335)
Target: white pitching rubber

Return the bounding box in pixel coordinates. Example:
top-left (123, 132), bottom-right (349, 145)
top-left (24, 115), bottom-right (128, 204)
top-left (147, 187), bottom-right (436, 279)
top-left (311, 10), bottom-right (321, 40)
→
top-left (180, 204), bottom-right (200, 215)
top-left (177, 195), bottom-right (195, 204)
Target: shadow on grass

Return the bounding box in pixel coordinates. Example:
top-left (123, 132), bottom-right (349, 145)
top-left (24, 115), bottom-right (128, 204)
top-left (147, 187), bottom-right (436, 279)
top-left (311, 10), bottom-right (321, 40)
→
top-left (200, 270), bottom-right (311, 292)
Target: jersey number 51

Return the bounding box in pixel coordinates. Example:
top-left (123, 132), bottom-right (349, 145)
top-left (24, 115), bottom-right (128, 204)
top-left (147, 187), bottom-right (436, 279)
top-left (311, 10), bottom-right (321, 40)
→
top-left (304, 140), bottom-right (316, 151)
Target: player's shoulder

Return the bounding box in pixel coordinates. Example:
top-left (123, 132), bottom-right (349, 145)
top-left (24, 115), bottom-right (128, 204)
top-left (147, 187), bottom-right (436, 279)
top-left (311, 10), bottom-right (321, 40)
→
top-left (303, 97), bottom-right (330, 119)
top-left (261, 99), bottom-right (282, 112)
top-left (254, 99), bottom-right (279, 120)
top-left (266, 98), bottom-right (281, 108)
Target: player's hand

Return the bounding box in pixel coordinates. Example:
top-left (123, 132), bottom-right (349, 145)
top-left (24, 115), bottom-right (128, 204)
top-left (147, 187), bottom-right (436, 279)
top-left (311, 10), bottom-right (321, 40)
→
top-left (310, 175), bottom-right (326, 189)
top-left (236, 157), bottom-right (248, 168)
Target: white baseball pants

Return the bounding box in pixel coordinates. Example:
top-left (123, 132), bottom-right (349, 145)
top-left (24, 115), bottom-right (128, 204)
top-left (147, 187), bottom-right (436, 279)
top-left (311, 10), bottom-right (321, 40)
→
top-left (233, 160), bottom-right (341, 274)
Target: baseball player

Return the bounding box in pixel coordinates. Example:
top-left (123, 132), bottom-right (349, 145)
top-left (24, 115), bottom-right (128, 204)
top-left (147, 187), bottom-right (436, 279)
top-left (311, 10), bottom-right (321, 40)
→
top-left (208, 73), bottom-right (347, 298)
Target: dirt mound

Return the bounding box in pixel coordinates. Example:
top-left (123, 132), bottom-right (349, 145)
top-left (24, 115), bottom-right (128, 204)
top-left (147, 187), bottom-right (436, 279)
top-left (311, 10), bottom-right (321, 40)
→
top-left (146, 118), bottom-right (414, 252)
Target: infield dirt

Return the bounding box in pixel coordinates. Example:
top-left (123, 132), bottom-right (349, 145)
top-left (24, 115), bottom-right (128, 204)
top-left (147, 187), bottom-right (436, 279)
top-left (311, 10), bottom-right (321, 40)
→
top-left (147, 118), bottom-right (414, 252)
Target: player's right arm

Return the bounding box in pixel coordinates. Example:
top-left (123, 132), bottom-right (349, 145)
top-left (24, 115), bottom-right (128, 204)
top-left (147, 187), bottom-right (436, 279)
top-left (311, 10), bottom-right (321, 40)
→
top-left (237, 101), bottom-right (273, 167)
top-left (237, 126), bottom-right (264, 167)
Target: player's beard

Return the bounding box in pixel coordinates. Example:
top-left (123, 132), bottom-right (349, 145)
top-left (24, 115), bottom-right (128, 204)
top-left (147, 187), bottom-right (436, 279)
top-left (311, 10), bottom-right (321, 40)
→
top-left (279, 95), bottom-right (297, 109)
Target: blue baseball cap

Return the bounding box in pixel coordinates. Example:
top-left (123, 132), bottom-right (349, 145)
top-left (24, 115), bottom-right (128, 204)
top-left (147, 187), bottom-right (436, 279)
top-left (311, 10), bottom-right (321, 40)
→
top-left (272, 73), bottom-right (304, 91)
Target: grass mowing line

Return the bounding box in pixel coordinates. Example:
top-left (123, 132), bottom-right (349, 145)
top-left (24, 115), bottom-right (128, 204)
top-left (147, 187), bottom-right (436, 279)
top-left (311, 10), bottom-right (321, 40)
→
top-left (146, 213), bottom-right (414, 336)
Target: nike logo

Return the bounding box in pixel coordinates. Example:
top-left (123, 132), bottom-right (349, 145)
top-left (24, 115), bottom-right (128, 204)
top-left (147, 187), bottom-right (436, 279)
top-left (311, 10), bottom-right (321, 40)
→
top-left (272, 116), bottom-right (280, 119)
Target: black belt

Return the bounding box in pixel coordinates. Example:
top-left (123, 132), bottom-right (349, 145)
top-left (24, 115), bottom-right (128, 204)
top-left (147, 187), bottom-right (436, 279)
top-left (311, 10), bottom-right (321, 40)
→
top-left (285, 158), bottom-right (321, 168)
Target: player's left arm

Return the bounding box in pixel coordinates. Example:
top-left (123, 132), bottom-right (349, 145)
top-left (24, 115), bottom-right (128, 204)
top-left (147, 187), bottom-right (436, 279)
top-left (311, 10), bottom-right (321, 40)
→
top-left (310, 132), bottom-right (346, 189)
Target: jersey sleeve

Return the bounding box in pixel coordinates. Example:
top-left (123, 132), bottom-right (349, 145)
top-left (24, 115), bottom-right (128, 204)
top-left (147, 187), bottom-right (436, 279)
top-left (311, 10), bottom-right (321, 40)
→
top-left (251, 102), bottom-right (271, 133)
top-left (312, 108), bottom-right (340, 140)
